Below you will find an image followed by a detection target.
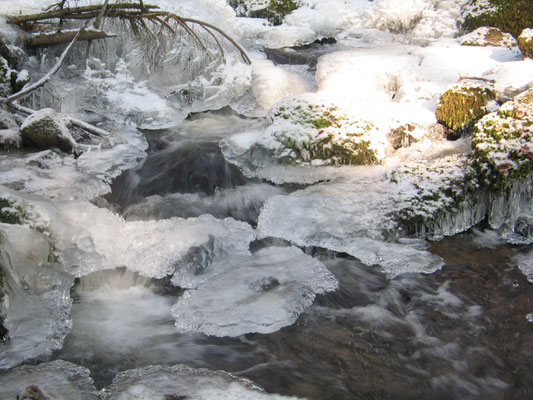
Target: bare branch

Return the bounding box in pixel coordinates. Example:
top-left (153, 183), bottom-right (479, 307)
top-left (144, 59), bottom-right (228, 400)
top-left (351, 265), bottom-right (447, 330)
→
top-left (29, 29), bottom-right (116, 47)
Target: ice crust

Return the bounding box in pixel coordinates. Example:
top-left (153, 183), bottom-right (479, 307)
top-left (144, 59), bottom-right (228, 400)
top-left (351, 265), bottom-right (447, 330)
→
top-left (101, 364), bottom-right (304, 399)
top-left (172, 246), bottom-right (338, 336)
top-left (0, 360), bottom-right (99, 399)
top-left (0, 225), bottom-right (74, 370)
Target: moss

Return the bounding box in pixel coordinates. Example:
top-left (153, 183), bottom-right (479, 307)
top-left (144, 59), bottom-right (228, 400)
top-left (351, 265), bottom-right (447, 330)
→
top-left (471, 88), bottom-right (533, 190)
top-left (249, 0), bottom-right (298, 26)
top-left (0, 197), bottom-right (25, 225)
top-left (518, 29), bottom-right (533, 58)
top-left (459, 0), bottom-right (533, 38)
top-left (436, 81), bottom-right (496, 135)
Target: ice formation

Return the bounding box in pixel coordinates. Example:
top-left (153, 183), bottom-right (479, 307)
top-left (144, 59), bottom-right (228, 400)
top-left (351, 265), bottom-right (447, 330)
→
top-left (101, 364), bottom-right (304, 399)
top-left (172, 246), bottom-right (338, 336)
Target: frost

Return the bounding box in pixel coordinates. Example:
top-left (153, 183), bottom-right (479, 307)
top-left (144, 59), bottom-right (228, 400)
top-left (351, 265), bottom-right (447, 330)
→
top-left (172, 246), bottom-right (338, 336)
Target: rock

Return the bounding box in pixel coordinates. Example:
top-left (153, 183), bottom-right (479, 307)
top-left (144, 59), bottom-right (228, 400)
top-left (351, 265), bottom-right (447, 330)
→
top-left (262, 95), bottom-right (387, 165)
top-left (518, 28), bottom-right (533, 58)
top-left (229, 0), bottom-right (299, 25)
top-left (458, 0), bottom-right (533, 38)
top-left (471, 87), bottom-right (533, 189)
top-left (459, 26), bottom-right (517, 48)
top-left (0, 56), bottom-right (12, 97)
top-left (0, 129), bottom-right (22, 151)
top-left (20, 108), bottom-right (78, 153)
top-left (436, 79), bottom-right (496, 136)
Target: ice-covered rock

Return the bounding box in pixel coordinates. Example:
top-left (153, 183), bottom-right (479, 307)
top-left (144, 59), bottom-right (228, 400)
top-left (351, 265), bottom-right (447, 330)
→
top-left (436, 79), bottom-right (496, 135)
top-left (252, 94), bottom-right (388, 165)
top-left (459, 26), bottom-right (517, 48)
top-left (518, 28), bottom-right (533, 59)
top-left (20, 108), bottom-right (78, 153)
top-left (101, 364), bottom-right (304, 399)
top-left (0, 360), bottom-right (99, 399)
top-left (0, 128), bottom-right (21, 151)
top-left (472, 87), bottom-right (533, 189)
top-left (172, 246), bottom-right (338, 336)
top-left (0, 224), bottom-right (74, 369)
top-left (230, 0), bottom-right (300, 25)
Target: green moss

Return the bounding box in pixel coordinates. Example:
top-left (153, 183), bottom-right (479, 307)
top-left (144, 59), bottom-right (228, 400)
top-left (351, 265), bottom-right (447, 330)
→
top-left (518, 31), bottom-right (533, 58)
top-left (310, 117), bottom-right (333, 129)
top-left (0, 198), bottom-right (25, 225)
top-left (459, 0), bottom-right (533, 38)
top-left (436, 82), bottom-right (496, 135)
top-left (249, 0), bottom-right (298, 25)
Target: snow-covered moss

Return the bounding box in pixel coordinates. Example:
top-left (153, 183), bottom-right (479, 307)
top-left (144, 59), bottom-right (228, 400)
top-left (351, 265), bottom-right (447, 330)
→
top-left (263, 95), bottom-right (387, 165)
top-left (391, 154), bottom-right (481, 237)
top-left (436, 79), bottom-right (496, 135)
top-left (20, 108), bottom-right (78, 153)
top-left (518, 28), bottom-right (533, 58)
top-left (0, 196), bottom-right (26, 225)
top-left (459, 26), bottom-right (517, 48)
top-left (230, 0), bottom-right (299, 25)
top-left (472, 87), bottom-right (533, 189)
top-left (458, 0), bottom-right (533, 38)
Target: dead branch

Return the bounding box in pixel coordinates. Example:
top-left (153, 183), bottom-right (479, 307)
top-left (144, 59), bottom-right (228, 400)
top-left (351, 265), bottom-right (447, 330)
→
top-left (9, 2), bottom-right (251, 64)
top-left (29, 29), bottom-right (116, 47)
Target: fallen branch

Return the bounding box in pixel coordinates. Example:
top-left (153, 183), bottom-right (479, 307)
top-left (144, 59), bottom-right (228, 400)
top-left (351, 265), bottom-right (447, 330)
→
top-left (29, 29), bottom-right (116, 47)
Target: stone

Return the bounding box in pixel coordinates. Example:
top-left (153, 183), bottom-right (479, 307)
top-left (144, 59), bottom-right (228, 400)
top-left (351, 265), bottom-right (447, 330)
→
top-left (459, 26), bottom-right (517, 48)
top-left (458, 0), bottom-right (533, 39)
top-left (262, 95), bottom-right (387, 165)
top-left (20, 108), bottom-right (77, 153)
top-left (229, 0), bottom-right (299, 25)
top-left (471, 87), bottom-right (533, 189)
top-left (518, 28), bottom-right (533, 58)
top-left (436, 79), bottom-right (496, 136)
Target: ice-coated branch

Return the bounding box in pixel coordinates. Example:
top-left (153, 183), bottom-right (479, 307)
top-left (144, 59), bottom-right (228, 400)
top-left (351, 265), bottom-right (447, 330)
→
top-left (6, 24), bottom-right (86, 103)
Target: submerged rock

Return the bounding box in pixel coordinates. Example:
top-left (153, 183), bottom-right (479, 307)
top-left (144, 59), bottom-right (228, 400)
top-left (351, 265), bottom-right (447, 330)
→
top-left (459, 26), bottom-right (517, 48)
top-left (471, 87), bottom-right (533, 189)
top-left (458, 0), bottom-right (533, 38)
top-left (257, 95), bottom-right (387, 165)
top-left (436, 79), bottom-right (496, 136)
top-left (20, 108), bottom-right (77, 153)
top-left (518, 28), bottom-right (533, 58)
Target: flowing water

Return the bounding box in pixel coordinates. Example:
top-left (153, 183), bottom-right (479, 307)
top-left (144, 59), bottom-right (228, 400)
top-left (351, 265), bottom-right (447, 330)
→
top-left (1, 0), bottom-right (533, 398)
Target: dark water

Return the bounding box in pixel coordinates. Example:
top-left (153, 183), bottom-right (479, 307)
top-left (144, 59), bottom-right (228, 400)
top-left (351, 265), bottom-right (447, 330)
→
top-left (56, 112), bottom-right (533, 399)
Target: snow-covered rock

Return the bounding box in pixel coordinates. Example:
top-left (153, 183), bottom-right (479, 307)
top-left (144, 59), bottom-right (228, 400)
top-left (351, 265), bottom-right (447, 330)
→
top-left (459, 26), bottom-right (517, 48)
top-left (20, 108), bottom-right (77, 153)
top-left (518, 28), bottom-right (533, 59)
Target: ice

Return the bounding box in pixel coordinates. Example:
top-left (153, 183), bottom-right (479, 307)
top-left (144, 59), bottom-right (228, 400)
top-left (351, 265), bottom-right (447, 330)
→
top-left (250, 56), bottom-right (316, 115)
top-left (0, 186), bottom-right (255, 279)
top-left (0, 224), bottom-right (74, 369)
top-left (101, 364), bottom-right (304, 399)
top-left (172, 246), bottom-right (338, 336)
top-left (0, 360), bottom-right (99, 399)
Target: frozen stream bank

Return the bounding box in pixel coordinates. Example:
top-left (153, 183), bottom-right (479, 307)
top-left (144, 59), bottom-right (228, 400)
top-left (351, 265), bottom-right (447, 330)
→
top-left (1, 0), bottom-right (533, 399)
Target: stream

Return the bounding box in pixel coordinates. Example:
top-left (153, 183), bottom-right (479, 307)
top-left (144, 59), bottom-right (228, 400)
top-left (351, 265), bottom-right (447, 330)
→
top-left (1, 0), bottom-right (533, 399)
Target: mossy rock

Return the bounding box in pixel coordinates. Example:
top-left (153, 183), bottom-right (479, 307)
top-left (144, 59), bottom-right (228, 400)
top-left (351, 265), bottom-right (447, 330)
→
top-left (0, 197), bottom-right (25, 225)
top-left (230, 0), bottom-right (298, 25)
top-left (266, 96), bottom-right (386, 165)
top-left (436, 80), bottom-right (496, 136)
top-left (0, 56), bottom-right (12, 98)
top-left (20, 108), bottom-right (77, 153)
top-left (518, 28), bottom-right (533, 58)
top-left (471, 87), bottom-right (533, 189)
top-left (391, 154), bottom-right (480, 236)
top-left (459, 26), bottom-right (517, 47)
top-left (458, 0), bottom-right (533, 38)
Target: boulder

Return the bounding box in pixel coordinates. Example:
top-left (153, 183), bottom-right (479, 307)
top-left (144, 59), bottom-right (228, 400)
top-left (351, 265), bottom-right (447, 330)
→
top-left (518, 28), bottom-right (533, 58)
top-left (471, 87), bottom-right (533, 189)
top-left (20, 108), bottom-right (77, 153)
top-left (261, 95), bottom-right (387, 165)
top-left (436, 79), bottom-right (496, 136)
top-left (229, 0), bottom-right (299, 25)
top-left (458, 0), bottom-right (533, 38)
top-left (459, 26), bottom-right (517, 48)
top-left (0, 57), bottom-right (12, 97)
